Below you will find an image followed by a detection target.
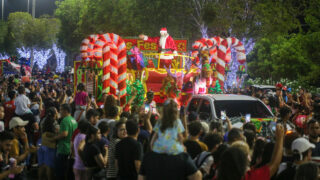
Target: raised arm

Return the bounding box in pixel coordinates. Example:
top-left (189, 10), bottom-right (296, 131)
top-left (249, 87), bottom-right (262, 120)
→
top-left (267, 124), bottom-right (284, 176)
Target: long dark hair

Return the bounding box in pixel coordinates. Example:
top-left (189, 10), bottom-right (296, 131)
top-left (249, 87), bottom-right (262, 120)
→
top-left (218, 147), bottom-right (247, 180)
top-left (104, 95), bottom-right (117, 118)
top-left (113, 121), bottom-right (126, 139)
top-left (42, 107), bottom-right (57, 133)
top-left (160, 99), bottom-right (178, 132)
top-left (85, 125), bottom-right (99, 143)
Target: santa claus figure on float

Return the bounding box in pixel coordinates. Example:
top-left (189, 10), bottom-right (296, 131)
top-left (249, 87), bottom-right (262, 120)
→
top-left (139, 28), bottom-right (177, 68)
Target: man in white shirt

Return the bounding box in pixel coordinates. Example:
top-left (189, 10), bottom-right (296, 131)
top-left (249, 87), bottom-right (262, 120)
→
top-left (14, 86), bottom-right (37, 142)
top-left (15, 86), bottom-right (31, 116)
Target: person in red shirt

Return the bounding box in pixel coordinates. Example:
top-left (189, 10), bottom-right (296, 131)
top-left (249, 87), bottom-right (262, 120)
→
top-left (3, 90), bottom-right (16, 129)
top-left (216, 124), bottom-right (284, 180)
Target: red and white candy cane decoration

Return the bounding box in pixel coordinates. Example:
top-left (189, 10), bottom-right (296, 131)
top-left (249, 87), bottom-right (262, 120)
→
top-left (216, 37), bottom-right (246, 89)
top-left (80, 34), bottom-right (99, 64)
top-left (192, 37), bottom-right (246, 90)
top-left (81, 33), bottom-right (127, 106)
top-left (94, 33), bottom-right (127, 106)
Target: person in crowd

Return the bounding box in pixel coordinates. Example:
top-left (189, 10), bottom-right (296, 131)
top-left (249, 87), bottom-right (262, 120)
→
top-left (243, 130), bottom-right (255, 153)
top-left (255, 142), bottom-right (275, 170)
top-left (138, 151), bottom-right (202, 180)
top-left (227, 128), bottom-right (245, 145)
top-left (294, 162), bottom-right (318, 180)
top-left (9, 117), bottom-right (37, 163)
top-left (24, 82), bottom-right (30, 95)
top-left (115, 120), bottom-right (142, 180)
top-left (65, 89), bottom-right (73, 104)
top-left (54, 104), bottom-right (78, 180)
top-left (38, 107), bottom-right (59, 180)
top-left (74, 83), bottom-right (89, 122)
top-left (307, 119), bottom-right (320, 156)
top-left (150, 99), bottom-right (185, 155)
top-left (29, 92), bottom-right (43, 124)
top-left (0, 131), bottom-right (24, 179)
top-left (184, 138), bottom-right (202, 159)
top-left (194, 133), bottom-right (222, 178)
top-left (104, 95), bottom-right (118, 120)
top-left (107, 121), bottom-right (127, 180)
top-left (137, 110), bottom-right (152, 153)
top-left (209, 121), bottom-right (224, 136)
top-left (96, 93), bottom-right (108, 108)
top-left (280, 132), bottom-right (300, 167)
top-left (73, 120), bottom-right (90, 180)
top-left (250, 138), bottom-right (267, 168)
top-left (278, 106), bottom-right (293, 132)
top-left (218, 124), bottom-right (284, 180)
top-left (82, 125), bottom-right (108, 180)
top-left (96, 121), bottom-right (110, 165)
top-left (86, 109), bottom-right (99, 127)
top-left (143, 91), bottom-right (158, 115)
top-left (14, 86), bottom-right (37, 140)
top-left (187, 121), bottom-right (208, 151)
top-left (3, 90), bottom-right (16, 129)
top-left (277, 137), bottom-right (315, 179)
top-left (98, 105), bottom-right (119, 139)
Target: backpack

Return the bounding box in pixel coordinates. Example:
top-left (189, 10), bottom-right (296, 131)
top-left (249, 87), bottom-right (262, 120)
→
top-left (194, 152), bottom-right (215, 180)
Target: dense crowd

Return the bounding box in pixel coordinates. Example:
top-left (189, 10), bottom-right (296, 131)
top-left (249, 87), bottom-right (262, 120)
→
top-left (0, 74), bottom-right (319, 180)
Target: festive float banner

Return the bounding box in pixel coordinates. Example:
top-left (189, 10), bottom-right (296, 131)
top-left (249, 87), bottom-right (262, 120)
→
top-left (124, 39), bottom-right (188, 52)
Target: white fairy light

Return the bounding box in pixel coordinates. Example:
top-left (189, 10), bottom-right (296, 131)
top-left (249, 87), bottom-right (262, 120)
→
top-left (33, 49), bottom-right (52, 69)
top-left (52, 44), bottom-right (66, 73)
top-left (17, 47), bottom-right (31, 59)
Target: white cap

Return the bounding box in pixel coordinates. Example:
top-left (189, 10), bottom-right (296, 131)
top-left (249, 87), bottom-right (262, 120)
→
top-left (292, 137), bottom-right (315, 153)
top-left (9, 117), bottom-right (28, 130)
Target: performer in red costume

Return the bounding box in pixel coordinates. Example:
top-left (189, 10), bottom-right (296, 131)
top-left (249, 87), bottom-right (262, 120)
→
top-left (139, 28), bottom-right (178, 68)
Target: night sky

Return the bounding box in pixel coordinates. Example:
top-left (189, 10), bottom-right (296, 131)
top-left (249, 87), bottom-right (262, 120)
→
top-left (2, 0), bottom-right (57, 19)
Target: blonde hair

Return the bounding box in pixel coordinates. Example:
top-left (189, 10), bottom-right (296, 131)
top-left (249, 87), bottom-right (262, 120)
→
top-left (231, 141), bottom-right (250, 157)
top-left (160, 99), bottom-right (178, 132)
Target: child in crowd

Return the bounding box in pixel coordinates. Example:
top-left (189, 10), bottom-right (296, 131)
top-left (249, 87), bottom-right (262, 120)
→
top-left (150, 98), bottom-right (185, 155)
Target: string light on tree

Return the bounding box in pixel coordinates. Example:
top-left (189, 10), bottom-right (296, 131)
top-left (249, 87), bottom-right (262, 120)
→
top-left (0, 53), bottom-right (9, 59)
top-left (17, 47), bottom-right (31, 58)
top-left (225, 38), bottom-right (255, 89)
top-left (52, 43), bottom-right (66, 73)
top-left (33, 49), bottom-right (52, 69)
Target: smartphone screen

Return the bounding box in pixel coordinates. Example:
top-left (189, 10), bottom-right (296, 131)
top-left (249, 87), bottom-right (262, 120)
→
top-left (145, 105), bottom-right (150, 113)
top-left (245, 114), bottom-right (251, 123)
top-left (221, 110), bottom-right (226, 120)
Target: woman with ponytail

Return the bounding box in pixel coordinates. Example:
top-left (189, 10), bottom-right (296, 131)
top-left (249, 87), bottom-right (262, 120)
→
top-left (38, 107), bottom-right (59, 180)
top-left (150, 98), bottom-right (185, 155)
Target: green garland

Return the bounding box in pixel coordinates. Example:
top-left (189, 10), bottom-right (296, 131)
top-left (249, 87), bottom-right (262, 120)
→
top-left (126, 79), bottom-right (145, 106)
top-left (209, 80), bottom-right (223, 94)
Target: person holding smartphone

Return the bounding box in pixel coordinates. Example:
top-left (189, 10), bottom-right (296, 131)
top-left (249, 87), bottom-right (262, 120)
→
top-left (144, 91), bottom-right (158, 116)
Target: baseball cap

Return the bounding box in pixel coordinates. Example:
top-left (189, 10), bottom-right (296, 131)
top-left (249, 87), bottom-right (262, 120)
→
top-left (291, 137), bottom-right (315, 153)
top-left (9, 117), bottom-right (28, 130)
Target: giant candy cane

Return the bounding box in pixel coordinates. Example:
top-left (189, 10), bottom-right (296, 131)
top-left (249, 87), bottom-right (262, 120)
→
top-left (81, 33), bottom-right (127, 106)
top-left (192, 37), bottom-right (246, 90)
top-left (80, 34), bottom-right (99, 62)
top-left (216, 37), bottom-right (246, 89)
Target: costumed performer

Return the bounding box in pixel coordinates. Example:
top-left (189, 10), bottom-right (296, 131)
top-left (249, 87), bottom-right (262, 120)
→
top-left (139, 28), bottom-right (178, 68)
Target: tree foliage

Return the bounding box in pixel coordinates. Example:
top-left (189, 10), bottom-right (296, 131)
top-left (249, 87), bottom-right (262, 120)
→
top-left (247, 0), bottom-right (320, 86)
top-left (7, 12), bottom-right (60, 50)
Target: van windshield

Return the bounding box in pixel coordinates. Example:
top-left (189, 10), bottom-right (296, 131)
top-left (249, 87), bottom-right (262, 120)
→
top-left (214, 100), bottom-right (273, 118)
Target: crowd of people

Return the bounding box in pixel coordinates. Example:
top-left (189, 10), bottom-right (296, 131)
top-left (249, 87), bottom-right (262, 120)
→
top-left (0, 73), bottom-right (319, 180)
